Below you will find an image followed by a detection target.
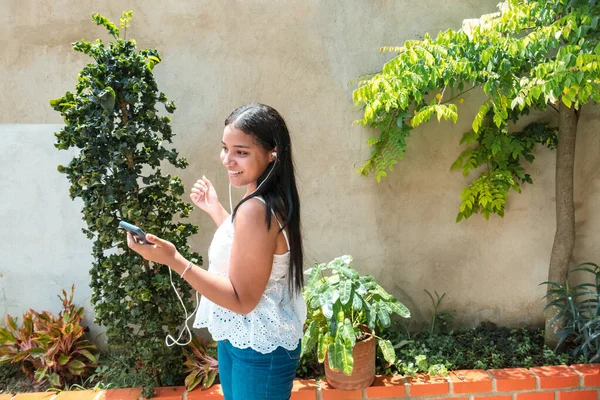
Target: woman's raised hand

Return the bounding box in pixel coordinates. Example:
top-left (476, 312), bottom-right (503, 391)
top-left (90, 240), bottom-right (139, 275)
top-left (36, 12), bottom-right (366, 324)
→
top-left (190, 176), bottom-right (220, 213)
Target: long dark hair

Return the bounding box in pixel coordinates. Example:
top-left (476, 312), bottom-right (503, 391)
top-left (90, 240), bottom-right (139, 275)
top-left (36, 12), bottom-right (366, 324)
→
top-left (226, 103), bottom-right (304, 294)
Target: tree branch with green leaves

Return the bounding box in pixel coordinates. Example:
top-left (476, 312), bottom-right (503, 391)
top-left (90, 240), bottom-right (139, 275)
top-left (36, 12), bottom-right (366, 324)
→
top-left (353, 0), bottom-right (600, 346)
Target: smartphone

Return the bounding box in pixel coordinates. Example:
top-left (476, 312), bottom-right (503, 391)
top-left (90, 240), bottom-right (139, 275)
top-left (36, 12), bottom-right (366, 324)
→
top-left (119, 220), bottom-right (151, 245)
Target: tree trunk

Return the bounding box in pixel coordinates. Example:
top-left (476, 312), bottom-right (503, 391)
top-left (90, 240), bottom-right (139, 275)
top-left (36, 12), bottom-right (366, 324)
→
top-left (544, 103), bottom-right (579, 347)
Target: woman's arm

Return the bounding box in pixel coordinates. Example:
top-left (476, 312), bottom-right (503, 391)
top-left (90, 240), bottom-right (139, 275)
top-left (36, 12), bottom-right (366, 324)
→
top-left (205, 203), bottom-right (230, 227)
top-left (175, 199), bottom-right (276, 313)
top-left (128, 199), bottom-right (277, 314)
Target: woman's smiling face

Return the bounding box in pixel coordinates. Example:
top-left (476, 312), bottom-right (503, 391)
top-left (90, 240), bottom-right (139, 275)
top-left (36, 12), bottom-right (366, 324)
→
top-left (220, 124), bottom-right (273, 193)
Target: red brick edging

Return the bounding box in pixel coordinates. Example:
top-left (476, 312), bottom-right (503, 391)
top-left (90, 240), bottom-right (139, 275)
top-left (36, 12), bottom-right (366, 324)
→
top-left (2, 364), bottom-right (599, 399)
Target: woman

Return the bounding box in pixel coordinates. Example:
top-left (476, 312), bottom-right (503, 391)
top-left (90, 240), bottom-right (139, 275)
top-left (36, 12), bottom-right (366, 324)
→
top-left (126, 103), bottom-right (306, 400)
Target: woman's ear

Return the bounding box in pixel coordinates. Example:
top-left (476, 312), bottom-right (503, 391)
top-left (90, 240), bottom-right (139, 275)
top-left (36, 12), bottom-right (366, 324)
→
top-left (270, 147), bottom-right (278, 162)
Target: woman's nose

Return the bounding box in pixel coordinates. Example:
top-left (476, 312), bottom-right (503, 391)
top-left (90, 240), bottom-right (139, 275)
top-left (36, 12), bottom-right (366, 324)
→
top-left (221, 152), bottom-right (231, 166)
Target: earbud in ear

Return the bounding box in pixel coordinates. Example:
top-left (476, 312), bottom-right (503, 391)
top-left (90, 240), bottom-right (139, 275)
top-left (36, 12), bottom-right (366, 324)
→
top-left (271, 152), bottom-right (277, 158)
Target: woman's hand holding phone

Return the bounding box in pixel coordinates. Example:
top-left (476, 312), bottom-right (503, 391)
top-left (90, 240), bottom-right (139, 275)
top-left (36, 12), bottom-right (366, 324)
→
top-left (119, 220), bottom-right (182, 267)
top-left (119, 221), bottom-right (151, 245)
top-left (126, 231), bottom-right (182, 267)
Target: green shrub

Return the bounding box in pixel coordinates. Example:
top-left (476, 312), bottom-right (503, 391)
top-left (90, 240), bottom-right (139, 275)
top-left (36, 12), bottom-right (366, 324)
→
top-left (379, 322), bottom-right (574, 375)
top-left (544, 261), bottom-right (600, 362)
top-left (49, 11), bottom-right (200, 396)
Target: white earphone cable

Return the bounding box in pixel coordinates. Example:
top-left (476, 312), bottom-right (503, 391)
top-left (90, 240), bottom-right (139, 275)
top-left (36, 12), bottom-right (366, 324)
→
top-left (229, 181), bottom-right (233, 214)
top-left (165, 266), bottom-right (200, 347)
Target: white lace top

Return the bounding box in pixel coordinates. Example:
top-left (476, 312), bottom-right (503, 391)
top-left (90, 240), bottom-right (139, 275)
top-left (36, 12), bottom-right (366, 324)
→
top-left (193, 198), bottom-right (307, 353)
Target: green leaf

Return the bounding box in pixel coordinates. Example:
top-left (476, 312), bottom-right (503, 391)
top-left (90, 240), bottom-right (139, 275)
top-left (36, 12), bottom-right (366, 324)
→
top-left (301, 320), bottom-right (318, 356)
top-left (416, 354), bottom-right (428, 371)
top-left (185, 370), bottom-right (202, 391)
top-left (327, 342), bottom-right (340, 371)
top-left (472, 103), bottom-right (490, 133)
top-left (377, 302), bottom-right (391, 327)
top-left (78, 349), bottom-right (97, 363)
top-left (339, 338), bottom-right (354, 375)
top-left (5, 315), bottom-right (17, 331)
top-left (320, 292), bottom-right (334, 319)
top-left (48, 373), bottom-right (61, 388)
top-left (412, 106), bottom-right (436, 127)
top-left (337, 265), bottom-right (359, 280)
top-left (378, 339), bottom-right (396, 364)
top-left (367, 302), bottom-right (378, 329)
top-left (57, 354), bottom-right (70, 365)
top-left (388, 300), bottom-right (411, 318)
top-left (204, 369), bottom-right (217, 389)
top-left (510, 97), bottom-right (519, 110)
top-left (67, 359), bottom-right (86, 376)
top-left (34, 366), bottom-right (48, 383)
top-left (148, 55), bottom-right (161, 64)
top-left (339, 280), bottom-right (352, 305)
top-left (329, 338), bottom-right (354, 375)
top-left (352, 292), bottom-right (364, 311)
top-left (355, 280), bottom-right (367, 295)
top-left (97, 87), bottom-right (116, 112)
top-left (0, 329), bottom-right (16, 345)
top-left (339, 318), bottom-right (356, 347)
top-left (0, 355), bottom-right (14, 364)
top-left (493, 113), bottom-right (504, 128)
top-left (459, 130), bottom-right (478, 145)
top-left (28, 348), bottom-right (45, 358)
top-left (409, 49), bottom-right (418, 63)
top-left (481, 48), bottom-right (494, 64)
top-left (318, 332), bottom-right (330, 363)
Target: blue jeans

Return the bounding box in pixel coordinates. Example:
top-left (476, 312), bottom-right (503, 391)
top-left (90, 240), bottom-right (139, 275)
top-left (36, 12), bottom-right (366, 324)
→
top-left (217, 339), bottom-right (301, 400)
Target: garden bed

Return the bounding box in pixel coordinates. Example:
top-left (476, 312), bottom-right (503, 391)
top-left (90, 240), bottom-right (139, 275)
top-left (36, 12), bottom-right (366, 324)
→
top-left (2, 322), bottom-right (593, 398)
top-left (1, 364), bottom-right (599, 399)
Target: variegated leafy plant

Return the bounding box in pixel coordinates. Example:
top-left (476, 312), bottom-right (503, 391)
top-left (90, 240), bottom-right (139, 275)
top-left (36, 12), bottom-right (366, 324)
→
top-left (302, 255), bottom-right (410, 375)
top-left (0, 285), bottom-right (98, 388)
top-left (183, 336), bottom-right (218, 392)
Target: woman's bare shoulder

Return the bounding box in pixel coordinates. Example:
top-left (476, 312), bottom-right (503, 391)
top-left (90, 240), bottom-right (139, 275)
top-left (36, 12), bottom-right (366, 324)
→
top-left (235, 198), bottom-right (269, 224)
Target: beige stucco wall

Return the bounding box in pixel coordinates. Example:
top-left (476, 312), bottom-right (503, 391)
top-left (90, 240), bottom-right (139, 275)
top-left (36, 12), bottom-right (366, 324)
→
top-left (1, 0), bottom-right (599, 344)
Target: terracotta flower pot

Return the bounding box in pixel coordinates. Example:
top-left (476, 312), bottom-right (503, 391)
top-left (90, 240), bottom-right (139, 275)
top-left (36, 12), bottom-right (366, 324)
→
top-left (324, 325), bottom-right (376, 390)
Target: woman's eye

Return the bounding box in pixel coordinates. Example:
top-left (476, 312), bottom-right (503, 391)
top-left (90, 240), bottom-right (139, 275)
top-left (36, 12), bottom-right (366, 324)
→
top-left (222, 146), bottom-right (228, 152)
top-left (237, 151), bottom-right (248, 156)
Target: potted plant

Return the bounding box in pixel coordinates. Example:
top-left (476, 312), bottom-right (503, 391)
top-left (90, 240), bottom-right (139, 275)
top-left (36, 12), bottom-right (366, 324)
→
top-left (302, 255), bottom-right (410, 390)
